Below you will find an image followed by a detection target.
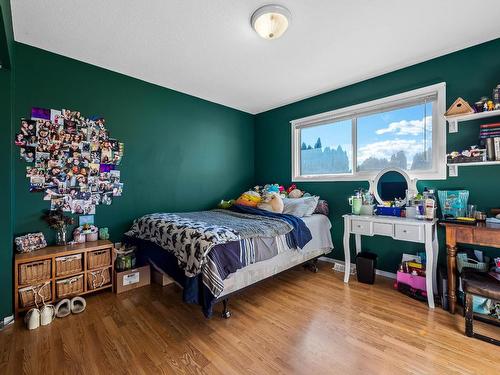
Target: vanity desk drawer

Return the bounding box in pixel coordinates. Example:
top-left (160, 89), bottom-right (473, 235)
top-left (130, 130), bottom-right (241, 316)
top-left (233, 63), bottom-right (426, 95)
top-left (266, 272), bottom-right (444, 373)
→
top-left (373, 222), bottom-right (393, 237)
top-left (395, 224), bottom-right (423, 243)
top-left (351, 220), bottom-right (372, 235)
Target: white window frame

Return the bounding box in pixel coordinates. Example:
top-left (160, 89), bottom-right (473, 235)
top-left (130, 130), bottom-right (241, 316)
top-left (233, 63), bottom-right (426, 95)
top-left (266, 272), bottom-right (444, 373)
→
top-left (291, 83), bottom-right (447, 182)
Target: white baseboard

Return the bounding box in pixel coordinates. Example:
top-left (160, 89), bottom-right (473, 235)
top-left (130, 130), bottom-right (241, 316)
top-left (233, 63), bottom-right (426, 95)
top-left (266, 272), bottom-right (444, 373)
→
top-left (318, 256), bottom-right (396, 280)
top-left (0, 315), bottom-right (14, 330)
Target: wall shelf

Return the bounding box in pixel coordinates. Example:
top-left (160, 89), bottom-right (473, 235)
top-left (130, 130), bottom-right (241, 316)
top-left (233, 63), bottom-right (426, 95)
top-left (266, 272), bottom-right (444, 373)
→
top-left (447, 160), bottom-right (500, 177)
top-left (445, 109), bottom-right (500, 133)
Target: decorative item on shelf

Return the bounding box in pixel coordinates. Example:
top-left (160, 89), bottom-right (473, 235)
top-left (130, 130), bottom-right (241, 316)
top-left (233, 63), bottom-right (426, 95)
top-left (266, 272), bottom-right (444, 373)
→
top-left (447, 146), bottom-right (485, 164)
top-left (72, 224), bottom-right (99, 243)
top-left (445, 97), bottom-right (474, 117)
top-left (99, 227), bottom-right (109, 240)
top-left (13, 107), bottom-right (125, 218)
top-left (14, 232), bottom-right (47, 253)
top-left (493, 84), bottom-right (500, 110)
top-left (473, 83), bottom-right (500, 113)
top-left (41, 208), bottom-right (75, 245)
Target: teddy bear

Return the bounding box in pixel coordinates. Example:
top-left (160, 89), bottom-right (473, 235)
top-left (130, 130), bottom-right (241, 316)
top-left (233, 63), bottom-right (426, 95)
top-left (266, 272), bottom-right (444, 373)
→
top-left (257, 192), bottom-right (284, 213)
top-left (288, 188), bottom-right (304, 199)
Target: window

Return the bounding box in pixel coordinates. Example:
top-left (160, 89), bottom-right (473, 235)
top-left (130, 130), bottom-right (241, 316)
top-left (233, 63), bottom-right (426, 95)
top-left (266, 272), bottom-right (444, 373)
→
top-left (291, 83), bottom-right (446, 181)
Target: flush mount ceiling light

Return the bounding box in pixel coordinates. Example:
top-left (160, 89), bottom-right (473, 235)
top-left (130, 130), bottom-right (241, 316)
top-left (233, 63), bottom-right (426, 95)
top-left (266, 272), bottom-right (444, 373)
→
top-left (251, 4), bottom-right (291, 40)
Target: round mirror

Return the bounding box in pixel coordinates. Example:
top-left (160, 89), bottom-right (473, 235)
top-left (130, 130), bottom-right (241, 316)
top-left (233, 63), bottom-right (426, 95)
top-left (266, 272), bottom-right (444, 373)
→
top-left (370, 168), bottom-right (415, 205)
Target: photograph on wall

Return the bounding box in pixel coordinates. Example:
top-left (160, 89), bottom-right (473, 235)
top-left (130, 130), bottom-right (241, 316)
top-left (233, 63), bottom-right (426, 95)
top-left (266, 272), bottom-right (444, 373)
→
top-left (31, 107), bottom-right (51, 121)
top-left (14, 107), bottom-right (125, 217)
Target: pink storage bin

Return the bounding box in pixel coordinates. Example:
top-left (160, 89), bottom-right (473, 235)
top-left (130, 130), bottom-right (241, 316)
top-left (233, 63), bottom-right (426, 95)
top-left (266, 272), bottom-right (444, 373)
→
top-left (396, 271), bottom-right (426, 292)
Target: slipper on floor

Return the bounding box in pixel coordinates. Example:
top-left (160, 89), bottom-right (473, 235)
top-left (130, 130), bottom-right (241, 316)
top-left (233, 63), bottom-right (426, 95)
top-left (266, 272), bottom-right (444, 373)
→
top-left (70, 296), bottom-right (86, 314)
top-left (24, 308), bottom-right (40, 330)
top-left (54, 299), bottom-right (71, 318)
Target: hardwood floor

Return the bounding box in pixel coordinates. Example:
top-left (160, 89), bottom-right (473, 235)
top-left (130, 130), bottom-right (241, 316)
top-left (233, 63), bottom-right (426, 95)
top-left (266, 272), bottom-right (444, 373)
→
top-left (1, 261), bottom-right (499, 375)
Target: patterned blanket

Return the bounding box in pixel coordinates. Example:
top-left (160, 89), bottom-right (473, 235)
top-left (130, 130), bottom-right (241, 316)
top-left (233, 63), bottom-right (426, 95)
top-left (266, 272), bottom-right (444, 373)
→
top-left (125, 210), bottom-right (293, 278)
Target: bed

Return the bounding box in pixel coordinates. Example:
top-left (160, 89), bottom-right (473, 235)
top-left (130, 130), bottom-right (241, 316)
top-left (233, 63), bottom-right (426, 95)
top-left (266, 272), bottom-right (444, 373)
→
top-left (124, 205), bottom-right (333, 318)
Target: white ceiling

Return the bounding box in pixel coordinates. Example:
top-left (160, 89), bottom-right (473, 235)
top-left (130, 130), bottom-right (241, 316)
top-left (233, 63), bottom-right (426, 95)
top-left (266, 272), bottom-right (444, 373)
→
top-left (11, 1), bottom-right (500, 114)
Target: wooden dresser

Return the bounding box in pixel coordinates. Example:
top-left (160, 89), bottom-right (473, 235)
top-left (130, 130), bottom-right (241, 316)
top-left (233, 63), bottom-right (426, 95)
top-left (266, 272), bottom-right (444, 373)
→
top-left (14, 240), bottom-right (114, 316)
top-left (440, 222), bottom-right (500, 314)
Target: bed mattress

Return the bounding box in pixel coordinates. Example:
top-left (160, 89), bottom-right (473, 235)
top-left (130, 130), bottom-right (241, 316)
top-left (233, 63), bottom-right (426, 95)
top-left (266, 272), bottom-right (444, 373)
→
top-left (220, 214), bottom-right (333, 297)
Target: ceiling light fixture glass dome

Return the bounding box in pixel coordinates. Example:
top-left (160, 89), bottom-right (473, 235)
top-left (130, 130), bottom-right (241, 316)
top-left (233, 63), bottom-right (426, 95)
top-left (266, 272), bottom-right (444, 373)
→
top-left (251, 4), bottom-right (291, 40)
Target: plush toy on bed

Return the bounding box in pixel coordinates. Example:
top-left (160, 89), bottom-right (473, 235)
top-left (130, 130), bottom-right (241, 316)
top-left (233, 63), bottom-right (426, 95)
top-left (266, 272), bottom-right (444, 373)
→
top-left (288, 188), bottom-right (304, 198)
top-left (235, 191), bottom-right (262, 207)
top-left (257, 192), bottom-right (284, 213)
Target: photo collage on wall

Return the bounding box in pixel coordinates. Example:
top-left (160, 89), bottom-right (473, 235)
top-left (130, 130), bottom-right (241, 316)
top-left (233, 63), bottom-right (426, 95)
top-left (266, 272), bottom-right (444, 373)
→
top-left (14, 107), bottom-right (124, 215)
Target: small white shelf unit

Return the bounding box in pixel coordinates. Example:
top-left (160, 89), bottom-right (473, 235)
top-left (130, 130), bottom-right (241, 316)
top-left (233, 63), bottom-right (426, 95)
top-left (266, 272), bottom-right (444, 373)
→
top-left (445, 109), bottom-right (500, 176)
top-left (445, 109), bottom-right (500, 133)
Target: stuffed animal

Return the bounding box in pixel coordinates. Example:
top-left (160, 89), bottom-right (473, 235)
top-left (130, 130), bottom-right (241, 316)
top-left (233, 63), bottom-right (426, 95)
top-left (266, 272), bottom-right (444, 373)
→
top-left (235, 191), bottom-right (261, 207)
top-left (264, 184), bottom-right (280, 194)
top-left (288, 188), bottom-right (304, 199)
top-left (218, 199), bottom-right (235, 209)
top-left (286, 184), bottom-right (297, 194)
top-left (257, 192), bottom-right (284, 213)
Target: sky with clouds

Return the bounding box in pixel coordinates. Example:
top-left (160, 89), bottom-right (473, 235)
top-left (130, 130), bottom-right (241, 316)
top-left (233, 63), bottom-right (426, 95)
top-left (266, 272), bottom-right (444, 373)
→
top-left (301, 102), bottom-right (433, 169)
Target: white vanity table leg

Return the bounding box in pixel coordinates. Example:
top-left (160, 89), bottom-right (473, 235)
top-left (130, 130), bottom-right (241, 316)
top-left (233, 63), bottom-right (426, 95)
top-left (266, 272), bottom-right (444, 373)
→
top-left (424, 224), bottom-right (435, 308)
top-left (355, 234), bottom-right (362, 255)
top-left (432, 224), bottom-right (439, 294)
top-left (343, 216), bottom-right (351, 283)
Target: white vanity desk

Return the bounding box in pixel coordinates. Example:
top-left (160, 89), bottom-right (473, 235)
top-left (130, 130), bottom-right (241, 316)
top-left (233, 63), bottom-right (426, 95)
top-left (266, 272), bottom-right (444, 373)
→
top-left (343, 214), bottom-right (438, 308)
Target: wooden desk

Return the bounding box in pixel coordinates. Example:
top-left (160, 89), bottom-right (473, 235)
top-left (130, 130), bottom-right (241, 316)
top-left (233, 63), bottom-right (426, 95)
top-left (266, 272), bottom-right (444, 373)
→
top-left (440, 221), bottom-right (500, 314)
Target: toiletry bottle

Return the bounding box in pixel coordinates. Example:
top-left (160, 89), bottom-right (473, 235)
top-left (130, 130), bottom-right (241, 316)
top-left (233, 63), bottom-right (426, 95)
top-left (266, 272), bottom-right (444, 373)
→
top-left (424, 188), bottom-right (436, 220)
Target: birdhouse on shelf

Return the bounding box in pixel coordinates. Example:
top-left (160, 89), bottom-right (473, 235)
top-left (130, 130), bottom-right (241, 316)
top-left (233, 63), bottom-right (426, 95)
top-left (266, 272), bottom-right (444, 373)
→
top-left (445, 97), bottom-right (474, 117)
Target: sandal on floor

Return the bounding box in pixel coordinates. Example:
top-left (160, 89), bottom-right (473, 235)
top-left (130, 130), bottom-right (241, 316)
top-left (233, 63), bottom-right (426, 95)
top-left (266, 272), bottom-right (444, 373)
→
top-left (24, 308), bottom-right (40, 330)
top-left (55, 299), bottom-right (71, 318)
top-left (70, 296), bottom-right (86, 314)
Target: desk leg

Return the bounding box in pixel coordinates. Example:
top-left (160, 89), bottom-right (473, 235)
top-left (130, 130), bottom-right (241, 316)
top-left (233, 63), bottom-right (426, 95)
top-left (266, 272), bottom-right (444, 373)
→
top-left (447, 245), bottom-right (458, 314)
top-left (424, 225), bottom-right (435, 309)
top-left (355, 234), bottom-right (362, 255)
top-left (343, 216), bottom-right (351, 283)
top-left (432, 225), bottom-right (439, 294)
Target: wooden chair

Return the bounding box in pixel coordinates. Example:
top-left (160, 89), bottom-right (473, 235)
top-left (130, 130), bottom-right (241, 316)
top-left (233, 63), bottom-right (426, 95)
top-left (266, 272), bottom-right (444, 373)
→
top-left (462, 268), bottom-right (500, 346)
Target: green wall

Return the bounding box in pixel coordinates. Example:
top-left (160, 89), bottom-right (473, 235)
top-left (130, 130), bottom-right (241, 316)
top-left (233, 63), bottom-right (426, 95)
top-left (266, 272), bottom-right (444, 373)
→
top-left (0, 0), bottom-right (13, 319)
top-left (255, 38), bottom-right (500, 272)
top-left (13, 43), bottom-right (255, 241)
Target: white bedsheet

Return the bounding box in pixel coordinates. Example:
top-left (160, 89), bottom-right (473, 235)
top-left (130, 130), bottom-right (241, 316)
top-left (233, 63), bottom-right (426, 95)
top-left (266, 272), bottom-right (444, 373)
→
top-left (219, 214), bottom-right (333, 297)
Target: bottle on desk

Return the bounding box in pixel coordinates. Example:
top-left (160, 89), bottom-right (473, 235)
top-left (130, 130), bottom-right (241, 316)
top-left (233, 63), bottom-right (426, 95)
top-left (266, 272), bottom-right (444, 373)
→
top-left (423, 188), bottom-right (436, 220)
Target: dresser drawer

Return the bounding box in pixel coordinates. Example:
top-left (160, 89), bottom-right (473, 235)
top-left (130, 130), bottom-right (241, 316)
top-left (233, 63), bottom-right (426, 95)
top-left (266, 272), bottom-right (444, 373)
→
top-left (373, 222), bottom-right (393, 237)
top-left (395, 224), bottom-right (423, 243)
top-left (351, 220), bottom-right (372, 235)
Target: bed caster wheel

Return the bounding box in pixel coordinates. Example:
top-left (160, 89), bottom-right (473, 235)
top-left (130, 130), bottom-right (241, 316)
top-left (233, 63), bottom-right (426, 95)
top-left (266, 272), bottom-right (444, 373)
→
top-left (221, 299), bottom-right (231, 319)
top-left (304, 263), bottom-right (318, 273)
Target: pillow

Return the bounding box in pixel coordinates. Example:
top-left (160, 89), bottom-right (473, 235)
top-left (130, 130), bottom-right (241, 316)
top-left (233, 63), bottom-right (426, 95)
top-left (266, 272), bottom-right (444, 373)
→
top-left (282, 196), bottom-right (319, 217)
top-left (314, 199), bottom-right (329, 216)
